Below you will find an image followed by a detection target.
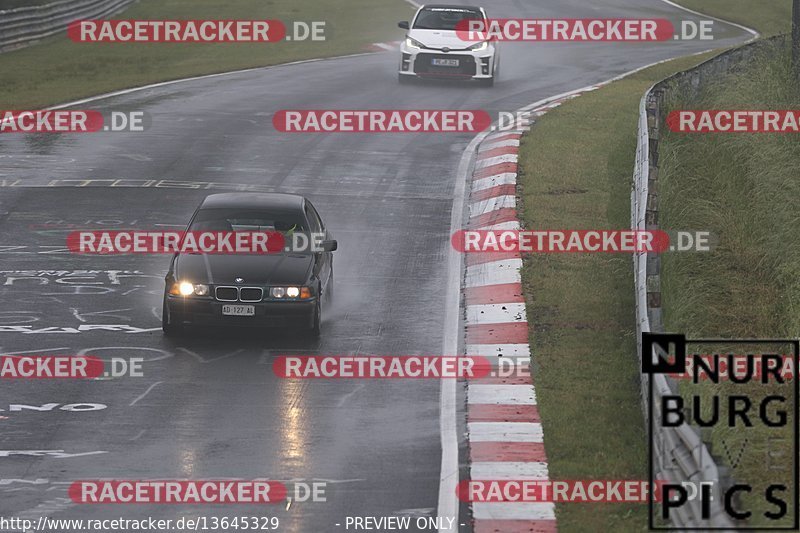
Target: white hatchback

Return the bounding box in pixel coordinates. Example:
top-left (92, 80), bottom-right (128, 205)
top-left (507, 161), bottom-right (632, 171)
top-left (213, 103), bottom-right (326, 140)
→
top-left (398, 4), bottom-right (499, 86)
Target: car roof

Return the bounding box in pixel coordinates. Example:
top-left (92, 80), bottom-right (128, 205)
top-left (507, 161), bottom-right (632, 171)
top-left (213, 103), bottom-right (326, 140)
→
top-left (420, 4), bottom-right (483, 11)
top-left (199, 192), bottom-right (306, 211)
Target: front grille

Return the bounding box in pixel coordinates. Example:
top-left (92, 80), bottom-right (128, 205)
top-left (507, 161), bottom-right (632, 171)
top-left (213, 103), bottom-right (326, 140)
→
top-left (239, 287), bottom-right (263, 302)
top-left (414, 53), bottom-right (476, 77)
top-left (215, 286), bottom-right (238, 301)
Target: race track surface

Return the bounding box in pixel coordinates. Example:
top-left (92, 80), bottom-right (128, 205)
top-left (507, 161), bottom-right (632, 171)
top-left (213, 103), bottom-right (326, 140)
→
top-left (0, 0), bottom-right (749, 530)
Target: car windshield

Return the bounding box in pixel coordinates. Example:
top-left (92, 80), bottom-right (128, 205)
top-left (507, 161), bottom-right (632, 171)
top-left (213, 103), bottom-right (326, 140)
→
top-left (189, 208), bottom-right (307, 234)
top-left (412, 7), bottom-right (483, 30)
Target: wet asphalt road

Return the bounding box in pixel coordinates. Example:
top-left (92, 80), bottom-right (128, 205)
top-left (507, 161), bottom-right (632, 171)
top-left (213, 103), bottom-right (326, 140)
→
top-left (0, 0), bottom-right (750, 531)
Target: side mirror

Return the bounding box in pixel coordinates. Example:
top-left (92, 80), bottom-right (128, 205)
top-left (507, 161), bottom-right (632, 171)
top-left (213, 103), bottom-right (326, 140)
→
top-left (322, 240), bottom-right (338, 252)
top-left (398, 21), bottom-right (409, 30)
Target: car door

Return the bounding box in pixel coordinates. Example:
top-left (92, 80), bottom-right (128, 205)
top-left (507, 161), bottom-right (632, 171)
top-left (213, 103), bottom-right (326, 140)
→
top-left (304, 201), bottom-right (331, 295)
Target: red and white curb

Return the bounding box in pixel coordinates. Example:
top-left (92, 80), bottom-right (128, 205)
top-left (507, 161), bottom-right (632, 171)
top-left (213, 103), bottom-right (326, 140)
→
top-left (462, 94), bottom-right (595, 533)
top-left (447, 19), bottom-right (756, 528)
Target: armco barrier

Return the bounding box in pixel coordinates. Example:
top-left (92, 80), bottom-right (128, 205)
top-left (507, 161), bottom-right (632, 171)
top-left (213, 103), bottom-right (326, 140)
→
top-left (631, 34), bottom-right (785, 529)
top-left (0, 0), bottom-right (136, 52)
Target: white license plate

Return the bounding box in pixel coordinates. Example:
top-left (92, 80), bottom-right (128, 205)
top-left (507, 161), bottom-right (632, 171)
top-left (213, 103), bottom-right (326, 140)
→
top-left (432, 58), bottom-right (459, 67)
top-left (222, 304), bottom-right (255, 316)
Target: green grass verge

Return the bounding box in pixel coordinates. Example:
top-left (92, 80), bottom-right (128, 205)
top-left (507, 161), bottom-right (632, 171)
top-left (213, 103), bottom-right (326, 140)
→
top-left (659, 42), bottom-right (798, 527)
top-left (671, 0), bottom-right (791, 35)
top-left (0, 0), bottom-right (413, 108)
top-left (517, 0), bottom-right (794, 529)
top-left (517, 52), bottom-right (714, 532)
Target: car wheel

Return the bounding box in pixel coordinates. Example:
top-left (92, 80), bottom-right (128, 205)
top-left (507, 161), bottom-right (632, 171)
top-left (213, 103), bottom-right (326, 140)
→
top-left (398, 73), bottom-right (412, 85)
top-left (161, 299), bottom-right (182, 337)
top-left (327, 265), bottom-right (334, 303)
top-left (479, 76), bottom-right (495, 88)
top-left (309, 298), bottom-right (321, 338)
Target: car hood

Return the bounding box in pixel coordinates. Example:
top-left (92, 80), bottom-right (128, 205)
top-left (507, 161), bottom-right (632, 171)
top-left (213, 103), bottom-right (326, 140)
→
top-left (174, 253), bottom-right (313, 286)
top-left (408, 29), bottom-right (481, 50)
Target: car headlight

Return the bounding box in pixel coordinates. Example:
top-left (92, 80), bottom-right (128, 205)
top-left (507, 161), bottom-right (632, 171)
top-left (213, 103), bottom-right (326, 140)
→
top-left (271, 287), bottom-right (286, 298)
top-left (467, 41), bottom-right (489, 51)
top-left (178, 282), bottom-right (194, 296)
top-left (193, 284), bottom-right (209, 296)
top-left (271, 286), bottom-right (313, 299)
top-left (405, 36), bottom-right (425, 49)
top-left (169, 281), bottom-right (209, 296)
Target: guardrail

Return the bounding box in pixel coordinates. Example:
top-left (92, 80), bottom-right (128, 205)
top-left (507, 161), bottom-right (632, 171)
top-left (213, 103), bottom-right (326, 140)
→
top-left (631, 34), bottom-right (786, 529)
top-left (0, 0), bottom-right (137, 52)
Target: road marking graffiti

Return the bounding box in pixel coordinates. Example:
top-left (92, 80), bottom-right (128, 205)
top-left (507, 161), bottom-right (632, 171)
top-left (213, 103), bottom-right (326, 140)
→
top-left (0, 403), bottom-right (107, 412)
top-left (0, 450), bottom-right (107, 458)
top-left (0, 325), bottom-right (160, 334)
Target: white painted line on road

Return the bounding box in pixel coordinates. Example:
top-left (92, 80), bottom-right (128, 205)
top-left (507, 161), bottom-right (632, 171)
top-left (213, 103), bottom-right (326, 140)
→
top-left (336, 384), bottom-right (366, 408)
top-left (0, 347), bottom-right (70, 355)
top-left (657, 0), bottom-right (759, 38)
top-left (470, 461), bottom-right (549, 479)
top-left (469, 422), bottom-right (543, 442)
top-left (129, 381), bottom-right (164, 407)
top-left (177, 347), bottom-right (204, 362)
top-left (469, 384), bottom-right (536, 405)
top-left (439, 99), bottom-right (494, 532)
top-left (466, 303), bottom-right (526, 325)
top-left (177, 347), bottom-right (244, 363)
top-left (47, 53), bottom-right (376, 111)
top-left (205, 349), bottom-right (245, 363)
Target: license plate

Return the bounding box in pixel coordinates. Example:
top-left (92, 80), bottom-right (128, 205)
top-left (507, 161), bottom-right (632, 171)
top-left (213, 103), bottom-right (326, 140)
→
top-left (222, 304), bottom-right (255, 316)
top-left (432, 58), bottom-right (459, 67)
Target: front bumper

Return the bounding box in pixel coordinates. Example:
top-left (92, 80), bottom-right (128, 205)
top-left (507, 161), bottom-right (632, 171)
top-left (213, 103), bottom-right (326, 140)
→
top-left (399, 43), bottom-right (496, 80)
top-left (166, 295), bottom-right (316, 328)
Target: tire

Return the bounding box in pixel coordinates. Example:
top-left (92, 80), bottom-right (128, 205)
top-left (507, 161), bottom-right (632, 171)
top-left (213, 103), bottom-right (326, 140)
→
top-left (398, 73), bottom-right (412, 85)
top-left (161, 299), bottom-right (182, 337)
top-left (327, 265), bottom-right (334, 304)
top-left (309, 299), bottom-right (321, 338)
